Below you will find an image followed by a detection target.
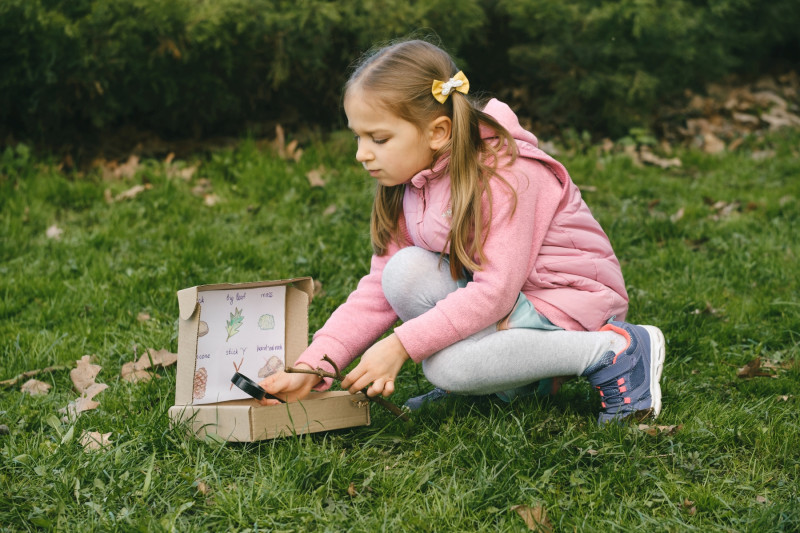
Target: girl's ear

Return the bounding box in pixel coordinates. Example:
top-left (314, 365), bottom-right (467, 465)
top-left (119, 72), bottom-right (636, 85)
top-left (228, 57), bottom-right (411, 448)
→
top-left (428, 116), bottom-right (452, 151)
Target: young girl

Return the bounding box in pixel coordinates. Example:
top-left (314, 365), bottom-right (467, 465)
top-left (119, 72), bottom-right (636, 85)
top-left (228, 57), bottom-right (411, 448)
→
top-left (261, 39), bottom-right (665, 424)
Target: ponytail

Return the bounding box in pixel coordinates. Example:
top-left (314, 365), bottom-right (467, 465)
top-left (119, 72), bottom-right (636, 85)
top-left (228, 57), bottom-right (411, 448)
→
top-left (445, 91), bottom-right (518, 279)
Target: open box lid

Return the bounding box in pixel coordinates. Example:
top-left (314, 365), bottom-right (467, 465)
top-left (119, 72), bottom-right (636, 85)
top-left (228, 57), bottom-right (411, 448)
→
top-left (173, 277), bottom-right (314, 406)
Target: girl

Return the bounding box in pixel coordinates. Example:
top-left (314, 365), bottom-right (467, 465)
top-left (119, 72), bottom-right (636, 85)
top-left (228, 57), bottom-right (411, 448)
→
top-left (261, 39), bottom-right (665, 424)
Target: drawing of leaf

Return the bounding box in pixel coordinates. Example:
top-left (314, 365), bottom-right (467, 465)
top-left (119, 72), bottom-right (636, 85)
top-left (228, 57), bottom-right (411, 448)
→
top-left (226, 307), bottom-right (244, 341)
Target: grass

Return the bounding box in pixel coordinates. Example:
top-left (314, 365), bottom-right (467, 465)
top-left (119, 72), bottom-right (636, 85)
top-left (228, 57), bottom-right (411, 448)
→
top-left (1, 128), bottom-right (799, 532)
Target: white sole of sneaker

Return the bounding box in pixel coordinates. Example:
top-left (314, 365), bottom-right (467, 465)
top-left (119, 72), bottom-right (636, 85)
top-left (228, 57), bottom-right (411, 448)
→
top-left (642, 325), bottom-right (666, 418)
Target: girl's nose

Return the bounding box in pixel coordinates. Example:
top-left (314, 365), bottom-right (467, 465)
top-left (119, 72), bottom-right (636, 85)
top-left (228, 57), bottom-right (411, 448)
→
top-left (355, 143), bottom-right (373, 163)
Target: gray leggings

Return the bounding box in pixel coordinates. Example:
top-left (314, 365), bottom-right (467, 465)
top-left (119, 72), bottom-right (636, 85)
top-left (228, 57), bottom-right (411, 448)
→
top-left (382, 247), bottom-right (626, 395)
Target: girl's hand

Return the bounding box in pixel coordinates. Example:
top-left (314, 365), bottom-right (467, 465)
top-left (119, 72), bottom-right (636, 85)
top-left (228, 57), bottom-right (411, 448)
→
top-left (341, 334), bottom-right (410, 398)
top-left (259, 363), bottom-right (320, 405)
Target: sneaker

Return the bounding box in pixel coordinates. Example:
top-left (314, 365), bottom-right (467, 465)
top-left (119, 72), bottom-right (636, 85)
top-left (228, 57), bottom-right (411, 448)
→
top-left (404, 387), bottom-right (451, 411)
top-left (584, 321), bottom-right (665, 424)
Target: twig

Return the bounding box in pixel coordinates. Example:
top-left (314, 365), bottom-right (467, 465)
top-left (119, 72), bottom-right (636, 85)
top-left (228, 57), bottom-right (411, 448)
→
top-left (1, 364), bottom-right (73, 388)
top-left (286, 355), bottom-right (410, 422)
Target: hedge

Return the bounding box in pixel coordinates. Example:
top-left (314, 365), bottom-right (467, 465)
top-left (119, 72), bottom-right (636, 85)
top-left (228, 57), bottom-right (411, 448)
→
top-left (1, 0), bottom-right (797, 145)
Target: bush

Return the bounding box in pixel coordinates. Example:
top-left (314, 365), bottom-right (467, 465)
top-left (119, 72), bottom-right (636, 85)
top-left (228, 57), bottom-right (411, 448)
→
top-left (487, 0), bottom-right (800, 136)
top-left (0, 0), bottom-right (797, 145)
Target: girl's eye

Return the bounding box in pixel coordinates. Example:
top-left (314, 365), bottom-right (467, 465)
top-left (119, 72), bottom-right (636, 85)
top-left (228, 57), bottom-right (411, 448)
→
top-left (373, 138), bottom-right (388, 145)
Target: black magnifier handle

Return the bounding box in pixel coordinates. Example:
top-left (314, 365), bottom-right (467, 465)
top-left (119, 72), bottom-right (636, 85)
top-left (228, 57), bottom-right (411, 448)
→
top-left (231, 372), bottom-right (285, 403)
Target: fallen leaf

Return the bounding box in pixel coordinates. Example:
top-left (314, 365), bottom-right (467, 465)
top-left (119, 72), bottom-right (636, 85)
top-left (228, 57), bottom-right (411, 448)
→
top-left (306, 166), bottom-right (327, 187)
top-left (204, 193), bottom-right (220, 206)
top-left (585, 449), bottom-right (599, 456)
top-left (21, 379), bottom-right (51, 396)
top-left (779, 395), bottom-right (791, 402)
top-left (120, 362), bottom-right (153, 383)
top-left (195, 480), bottom-right (211, 495)
top-left (639, 147), bottom-right (682, 169)
top-left (703, 133), bottom-right (726, 154)
top-left (637, 424), bottom-right (682, 436)
top-left (682, 498), bottom-right (698, 515)
top-left (737, 357), bottom-right (772, 379)
top-left (70, 355), bottom-right (101, 394)
top-left (192, 178), bottom-right (213, 196)
top-left (79, 431), bottom-right (112, 451)
top-left (113, 184), bottom-right (151, 202)
top-left (323, 204), bottom-right (337, 216)
top-left (347, 482), bottom-right (357, 497)
top-left (60, 382), bottom-right (108, 421)
top-left (165, 152), bottom-right (176, 165)
top-left (137, 312), bottom-right (151, 322)
top-left (670, 207), bottom-right (685, 223)
top-left (139, 348), bottom-right (178, 369)
top-left (102, 155), bottom-right (141, 180)
top-left (115, 155), bottom-right (140, 179)
top-left (756, 495), bottom-right (768, 504)
top-left (511, 505), bottom-right (553, 532)
top-left (46, 224), bottom-right (64, 240)
top-left (313, 280), bottom-right (324, 296)
top-left (121, 348), bottom-right (177, 382)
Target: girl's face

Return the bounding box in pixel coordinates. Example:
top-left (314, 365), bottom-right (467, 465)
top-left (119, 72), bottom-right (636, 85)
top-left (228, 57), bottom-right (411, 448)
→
top-left (344, 89), bottom-right (449, 187)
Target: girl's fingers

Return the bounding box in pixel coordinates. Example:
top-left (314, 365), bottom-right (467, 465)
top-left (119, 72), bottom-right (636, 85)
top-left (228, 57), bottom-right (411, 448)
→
top-left (382, 380), bottom-right (395, 397)
top-left (367, 378), bottom-right (387, 397)
top-left (259, 398), bottom-right (282, 406)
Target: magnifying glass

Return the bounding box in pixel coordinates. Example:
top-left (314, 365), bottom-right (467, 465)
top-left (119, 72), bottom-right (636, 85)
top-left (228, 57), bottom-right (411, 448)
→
top-left (231, 372), bottom-right (285, 403)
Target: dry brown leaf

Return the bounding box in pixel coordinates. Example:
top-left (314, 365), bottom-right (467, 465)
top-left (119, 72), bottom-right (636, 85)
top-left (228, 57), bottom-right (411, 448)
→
top-left (102, 155), bottom-right (141, 180)
top-left (203, 193), bottom-right (220, 206)
top-left (122, 348), bottom-right (177, 382)
top-left (165, 152), bottom-right (176, 165)
top-left (70, 355), bottom-right (101, 394)
top-left (306, 166), bottom-right (327, 187)
top-left (313, 279), bottom-right (324, 297)
top-left (195, 480), bottom-right (211, 495)
top-left (638, 423), bottom-right (682, 436)
top-left (703, 133), bottom-right (726, 154)
top-left (80, 431), bottom-right (112, 451)
top-left (756, 495), bottom-right (768, 504)
top-left (323, 204), bottom-right (337, 216)
top-left (737, 357), bottom-right (772, 379)
top-left (586, 449), bottom-right (599, 456)
top-left (682, 498), bottom-right (697, 515)
top-left (137, 312), bottom-right (151, 322)
top-left (192, 178), bottom-right (213, 197)
top-left (347, 482), bottom-right (357, 497)
top-left (640, 147), bottom-right (682, 169)
top-left (139, 348), bottom-right (178, 369)
top-left (511, 504), bottom-right (553, 532)
top-left (60, 382), bottom-right (108, 421)
top-left (120, 362), bottom-right (153, 383)
top-left (670, 207), bottom-right (685, 223)
top-left (46, 224), bottom-right (64, 240)
top-left (113, 184), bottom-right (151, 202)
top-left (21, 379), bottom-right (51, 396)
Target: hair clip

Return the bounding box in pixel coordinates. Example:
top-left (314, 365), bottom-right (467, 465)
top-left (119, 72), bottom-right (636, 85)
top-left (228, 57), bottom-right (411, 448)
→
top-left (432, 71), bottom-right (470, 103)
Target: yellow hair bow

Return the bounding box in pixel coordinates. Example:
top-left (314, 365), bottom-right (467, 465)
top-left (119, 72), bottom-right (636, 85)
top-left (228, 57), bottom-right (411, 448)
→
top-left (431, 71), bottom-right (470, 103)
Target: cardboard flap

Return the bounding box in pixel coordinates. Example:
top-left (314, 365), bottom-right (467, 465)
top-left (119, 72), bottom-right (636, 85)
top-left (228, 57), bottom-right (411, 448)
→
top-left (177, 287), bottom-right (199, 321)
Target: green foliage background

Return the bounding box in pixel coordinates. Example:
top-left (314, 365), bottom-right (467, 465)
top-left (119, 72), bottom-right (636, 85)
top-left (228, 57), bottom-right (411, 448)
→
top-left (1, 0), bottom-right (798, 144)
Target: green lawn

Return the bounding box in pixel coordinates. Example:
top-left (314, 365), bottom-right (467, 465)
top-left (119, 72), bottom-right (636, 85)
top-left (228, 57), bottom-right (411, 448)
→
top-left (1, 129), bottom-right (799, 531)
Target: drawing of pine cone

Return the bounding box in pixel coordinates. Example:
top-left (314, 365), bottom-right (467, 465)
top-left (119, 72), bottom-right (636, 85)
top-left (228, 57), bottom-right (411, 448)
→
top-left (198, 321), bottom-right (209, 337)
top-left (258, 355), bottom-right (283, 378)
top-left (193, 367), bottom-right (208, 399)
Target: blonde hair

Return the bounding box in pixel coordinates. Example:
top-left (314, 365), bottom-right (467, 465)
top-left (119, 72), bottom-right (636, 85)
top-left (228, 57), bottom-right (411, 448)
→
top-left (346, 39), bottom-right (518, 279)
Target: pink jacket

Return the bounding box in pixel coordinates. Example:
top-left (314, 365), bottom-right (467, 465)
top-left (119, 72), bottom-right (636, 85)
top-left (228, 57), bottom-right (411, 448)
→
top-left (295, 99), bottom-right (628, 382)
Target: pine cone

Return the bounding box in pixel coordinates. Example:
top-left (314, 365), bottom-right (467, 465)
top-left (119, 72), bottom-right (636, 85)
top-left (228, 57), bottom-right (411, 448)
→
top-left (193, 367), bottom-right (208, 399)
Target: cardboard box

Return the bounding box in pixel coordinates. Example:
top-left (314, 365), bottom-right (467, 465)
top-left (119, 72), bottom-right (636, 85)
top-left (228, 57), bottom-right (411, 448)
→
top-left (168, 277), bottom-right (370, 441)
